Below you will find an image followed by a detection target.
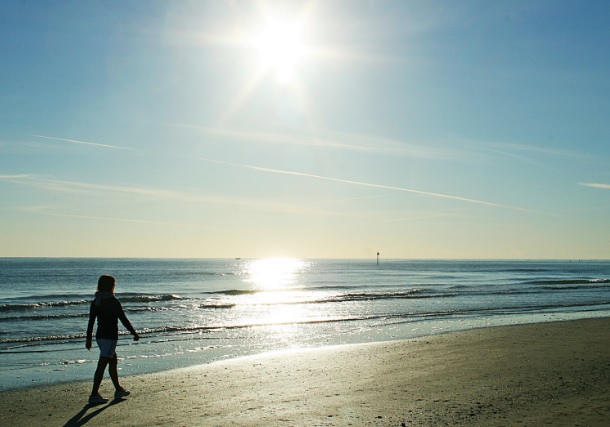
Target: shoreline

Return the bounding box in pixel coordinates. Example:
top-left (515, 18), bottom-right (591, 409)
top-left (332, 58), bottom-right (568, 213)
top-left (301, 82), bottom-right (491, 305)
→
top-left (4, 310), bottom-right (608, 393)
top-left (1, 317), bottom-right (609, 426)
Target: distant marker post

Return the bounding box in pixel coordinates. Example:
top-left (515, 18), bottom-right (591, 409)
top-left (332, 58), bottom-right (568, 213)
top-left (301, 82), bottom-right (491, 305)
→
top-left (377, 252), bottom-right (380, 265)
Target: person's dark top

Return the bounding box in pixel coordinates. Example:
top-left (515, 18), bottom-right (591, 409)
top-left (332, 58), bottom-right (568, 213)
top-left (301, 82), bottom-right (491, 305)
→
top-left (87, 292), bottom-right (136, 341)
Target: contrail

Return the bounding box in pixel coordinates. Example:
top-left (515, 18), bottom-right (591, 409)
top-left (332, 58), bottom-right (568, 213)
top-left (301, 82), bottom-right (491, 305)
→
top-left (201, 158), bottom-right (528, 211)
top-left (31, 135), bottom-right (134, 150)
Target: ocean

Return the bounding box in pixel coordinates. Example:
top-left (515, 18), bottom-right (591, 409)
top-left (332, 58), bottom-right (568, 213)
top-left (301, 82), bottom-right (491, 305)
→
top-left (1, 258), bottom-right (609, 391)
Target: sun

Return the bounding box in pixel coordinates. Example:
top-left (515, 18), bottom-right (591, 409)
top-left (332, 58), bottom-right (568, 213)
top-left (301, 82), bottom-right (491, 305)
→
top-left (252, 18), bottom-right (307, 84)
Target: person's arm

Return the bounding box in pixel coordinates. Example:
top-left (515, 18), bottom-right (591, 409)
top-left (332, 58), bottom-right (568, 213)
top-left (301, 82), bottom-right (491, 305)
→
top-left (117, 300), bottom-right (140, 341)
top-left (86, 301), bottom-right (96, 350)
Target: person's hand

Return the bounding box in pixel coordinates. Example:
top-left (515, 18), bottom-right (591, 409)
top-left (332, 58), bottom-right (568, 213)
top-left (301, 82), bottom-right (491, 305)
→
top-left (86, 338), bottom-right (92, 350)
top-left (133, 332), bottom-right (140, 342)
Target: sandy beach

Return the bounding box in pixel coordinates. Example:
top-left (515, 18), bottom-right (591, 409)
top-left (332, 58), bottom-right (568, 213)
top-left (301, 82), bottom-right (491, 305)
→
top-left (1, 317), bottom-right (609, 426)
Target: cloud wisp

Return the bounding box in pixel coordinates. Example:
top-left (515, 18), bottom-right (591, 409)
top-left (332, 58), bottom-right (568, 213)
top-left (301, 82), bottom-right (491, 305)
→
top-left (580, 182), bottom-right (610, 190)
top-left (170, 123), bottom-right (457, 158)
top-left (21, 205), bottom-right (197, 228)
top-left (31, 135), bottom-right (134, 151)
top-left (3, 174), bottom-right (229, 202)
top-left (0, 174), bottom-right (34, 179)
top-left (2, 174), bottom-right (340, 217)
top-left (201, 158), bottom-right (529, 211)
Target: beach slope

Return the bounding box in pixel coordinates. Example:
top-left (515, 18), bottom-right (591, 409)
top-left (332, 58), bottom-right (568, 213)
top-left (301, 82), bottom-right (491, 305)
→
top-left (1, 317), bottom-right (609, 426)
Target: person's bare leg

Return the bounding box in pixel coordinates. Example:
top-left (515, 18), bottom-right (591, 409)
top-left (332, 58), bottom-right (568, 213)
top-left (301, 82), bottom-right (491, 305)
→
top-left (109, 354), bottom-right (121, 390)
top-left (91, 357), bottom-right (110, 395)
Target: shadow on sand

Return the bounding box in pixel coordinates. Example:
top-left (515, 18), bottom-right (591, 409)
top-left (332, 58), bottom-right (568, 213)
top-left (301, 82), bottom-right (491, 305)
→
top-left (63, 398), bottom-right (125, 426)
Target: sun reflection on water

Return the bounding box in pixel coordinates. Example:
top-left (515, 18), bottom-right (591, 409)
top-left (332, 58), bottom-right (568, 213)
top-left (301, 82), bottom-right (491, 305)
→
top-left (244, 258), bottom-right (309, 291)
top-left (238, 258), bottom-right (315, 344)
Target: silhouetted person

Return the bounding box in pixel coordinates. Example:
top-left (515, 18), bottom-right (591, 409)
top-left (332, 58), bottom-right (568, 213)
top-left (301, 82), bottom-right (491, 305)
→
top-left (86, 274), bottom-right (139, 404)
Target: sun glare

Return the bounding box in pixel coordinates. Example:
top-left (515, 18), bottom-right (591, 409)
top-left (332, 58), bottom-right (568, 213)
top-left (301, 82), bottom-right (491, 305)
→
top-left (245, 258), bottom-right (308, 290)
top-left (252, 19), bottom-right (307, 84)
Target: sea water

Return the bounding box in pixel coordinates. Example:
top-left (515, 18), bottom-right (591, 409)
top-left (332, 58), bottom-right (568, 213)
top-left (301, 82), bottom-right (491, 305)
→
top-left (1, 258), bottom-right (609, 391)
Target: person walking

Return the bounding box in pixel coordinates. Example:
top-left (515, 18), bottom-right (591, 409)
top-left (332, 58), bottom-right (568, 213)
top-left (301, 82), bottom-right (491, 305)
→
top-left (86, 274), bottom-right (140, 405)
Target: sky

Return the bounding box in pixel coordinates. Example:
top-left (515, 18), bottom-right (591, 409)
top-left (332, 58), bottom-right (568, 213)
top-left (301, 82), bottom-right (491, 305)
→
top-left (1, 0), bottom-right (609, 259)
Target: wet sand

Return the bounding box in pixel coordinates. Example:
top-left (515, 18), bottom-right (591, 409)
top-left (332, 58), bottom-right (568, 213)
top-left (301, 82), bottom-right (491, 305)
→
top-left (1, 317), bottom-right (609, 426)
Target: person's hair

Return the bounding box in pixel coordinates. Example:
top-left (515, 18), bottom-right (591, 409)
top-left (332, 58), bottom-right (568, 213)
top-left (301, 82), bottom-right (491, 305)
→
top-left (97, 274), bottom-right (116, 292)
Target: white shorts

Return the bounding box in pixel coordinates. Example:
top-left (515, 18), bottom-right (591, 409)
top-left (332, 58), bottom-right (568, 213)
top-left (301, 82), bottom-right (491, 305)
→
top-left (96, 338), bottom-right (118, 358)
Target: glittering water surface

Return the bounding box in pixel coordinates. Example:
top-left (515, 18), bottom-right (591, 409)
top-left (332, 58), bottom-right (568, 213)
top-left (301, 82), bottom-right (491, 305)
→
top-left (1, 258), bottom-right (609, 390)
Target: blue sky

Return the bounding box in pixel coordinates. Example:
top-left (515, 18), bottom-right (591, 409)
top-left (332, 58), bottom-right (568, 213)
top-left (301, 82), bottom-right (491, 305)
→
top-left (1, 0), bottom-right (609, 259)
